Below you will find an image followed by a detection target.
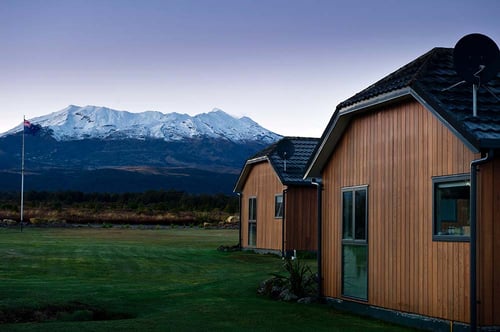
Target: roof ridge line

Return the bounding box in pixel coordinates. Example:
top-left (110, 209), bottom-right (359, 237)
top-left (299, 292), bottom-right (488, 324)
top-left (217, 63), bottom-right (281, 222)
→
top-left (408, 47), bottom-right (448, 86)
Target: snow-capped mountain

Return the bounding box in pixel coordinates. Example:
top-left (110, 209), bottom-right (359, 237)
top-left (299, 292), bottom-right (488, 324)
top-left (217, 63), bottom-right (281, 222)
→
top-left (0, 105), bottom-right (283, 193)
top-left (1, 105), bottom-right (281, 143)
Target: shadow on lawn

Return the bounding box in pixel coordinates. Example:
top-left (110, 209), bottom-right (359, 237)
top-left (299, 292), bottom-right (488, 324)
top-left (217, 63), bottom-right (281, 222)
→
top-left (0, 301), bottom-right (135, 324)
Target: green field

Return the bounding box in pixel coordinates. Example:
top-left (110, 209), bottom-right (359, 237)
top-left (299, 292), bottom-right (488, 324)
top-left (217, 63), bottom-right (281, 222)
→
top-left (0, 227), bottom-right (416, 331)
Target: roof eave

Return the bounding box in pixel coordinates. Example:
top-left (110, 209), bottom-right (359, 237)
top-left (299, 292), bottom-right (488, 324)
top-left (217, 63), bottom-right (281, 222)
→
top-left (304, 88), bottom-right (413, 179)
top-left (337, 87), bottom-right (413, 116)
top-left (233, 156), bottom-right (269, 192)
top-left (282, 180), bottom-right (316, 187)
top-left (478, 139), bottom-right (500, 150)
top-left (304, 83), bottom-right (490, 180)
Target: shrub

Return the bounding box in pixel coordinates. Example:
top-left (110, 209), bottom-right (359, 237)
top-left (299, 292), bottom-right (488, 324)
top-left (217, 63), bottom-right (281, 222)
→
top-left (281, 258), bottom-right (317, 298)
top-left (260, 258), bottom-right (318, 301)
top-left (30, 218), bottom-right (44, 225)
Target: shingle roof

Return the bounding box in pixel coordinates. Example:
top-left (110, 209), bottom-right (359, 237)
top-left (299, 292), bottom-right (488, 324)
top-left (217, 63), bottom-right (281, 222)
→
top-left (306, 47), bottom-right (500, 178)
top-left (234, 137), bottom-right (319, 192)
top-left (267, 137), bottom-right (319, 185)
top-left (337, 47), bottom-right (500, 148)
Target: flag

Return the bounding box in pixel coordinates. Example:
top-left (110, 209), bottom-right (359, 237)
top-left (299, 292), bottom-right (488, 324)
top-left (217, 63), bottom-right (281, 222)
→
top-left (23, 119), bottom-right (40, 135)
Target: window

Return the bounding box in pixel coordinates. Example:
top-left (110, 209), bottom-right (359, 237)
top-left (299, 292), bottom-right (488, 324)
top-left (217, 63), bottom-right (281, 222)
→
top-left (342, 189), bottom-right (367, 241)
top-left (274, 194), bottom-right (283, 218)
top-left (341, 186), bottom-right (368, 300)
top-left (433, 175), bottom-right (470, 241)
top-left (248, 197), bottom-right (257, 246)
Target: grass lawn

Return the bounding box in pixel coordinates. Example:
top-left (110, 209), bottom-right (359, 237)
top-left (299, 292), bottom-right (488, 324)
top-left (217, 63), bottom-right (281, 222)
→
top-left (0, 227), bottom-right (418, 331)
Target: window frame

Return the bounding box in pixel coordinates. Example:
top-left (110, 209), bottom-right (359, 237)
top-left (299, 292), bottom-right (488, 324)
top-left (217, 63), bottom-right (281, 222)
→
top-left (432, 174), bottom-right (470, 242)
top-left (248, 196), bottom-right (257, 247)
top-left (341, 185), bottom-right (369, 301)
top-left (341, 186), bottom-right (368, 243)
top-left (274, 194), bottom-right (283, 219)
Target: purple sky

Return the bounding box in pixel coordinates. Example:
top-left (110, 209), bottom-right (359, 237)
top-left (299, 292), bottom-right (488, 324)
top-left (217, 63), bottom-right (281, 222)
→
top-left (1, 0), bottom-right (499, 137)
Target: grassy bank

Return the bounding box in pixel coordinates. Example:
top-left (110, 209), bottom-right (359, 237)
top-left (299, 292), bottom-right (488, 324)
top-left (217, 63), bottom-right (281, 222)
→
top-left (0, 228), bottom-right (417, 331)
top-left (0, 207), bottom-right (234, 226)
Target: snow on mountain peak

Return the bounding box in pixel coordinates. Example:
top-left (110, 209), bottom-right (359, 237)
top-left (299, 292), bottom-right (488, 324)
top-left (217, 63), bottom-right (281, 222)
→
top-left (1, 105), bottom-right (281, 143)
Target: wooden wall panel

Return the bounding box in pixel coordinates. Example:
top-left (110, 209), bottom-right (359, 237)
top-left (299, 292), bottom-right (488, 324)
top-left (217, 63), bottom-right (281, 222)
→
top-left (285, 187), bottom-right (318, 251)
top-left (240, 162), bottom-right (284, 251)
top-left (321, 98), bottom-right (477, 323)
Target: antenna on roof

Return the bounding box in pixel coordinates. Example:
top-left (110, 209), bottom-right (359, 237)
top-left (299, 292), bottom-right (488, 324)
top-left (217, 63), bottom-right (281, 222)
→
top-left (451, 33), bottom-right (500, 117)
top-left (276, 139), bottom-right (295, 173)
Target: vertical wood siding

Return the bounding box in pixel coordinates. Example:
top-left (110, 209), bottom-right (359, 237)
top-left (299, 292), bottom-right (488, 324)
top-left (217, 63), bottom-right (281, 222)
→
top-left (285, 187), bottom-right (318, 251)
top-left (241, 162), bottom-right (284, 251)
top-left (478, 155), bottom-right (500, 326)
top-left (321, 99), bottom-right (477, 323)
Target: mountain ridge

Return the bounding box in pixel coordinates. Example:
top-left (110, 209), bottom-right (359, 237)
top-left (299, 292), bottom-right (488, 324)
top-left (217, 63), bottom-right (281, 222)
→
top-left (1, 105), bottom-right (281, 143)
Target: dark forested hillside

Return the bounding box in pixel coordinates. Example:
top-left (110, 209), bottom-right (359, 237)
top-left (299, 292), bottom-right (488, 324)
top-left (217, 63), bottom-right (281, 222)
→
top-left (0, 133), bottom-right (269, 193)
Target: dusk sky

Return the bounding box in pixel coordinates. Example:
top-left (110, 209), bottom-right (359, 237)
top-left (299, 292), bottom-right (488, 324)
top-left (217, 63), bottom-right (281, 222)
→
top-left (1, 0), bottom-right (499, 137)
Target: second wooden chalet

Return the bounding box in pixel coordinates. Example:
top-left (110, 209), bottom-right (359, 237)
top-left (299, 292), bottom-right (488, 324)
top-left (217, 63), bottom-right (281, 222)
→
top-left (234, 137), bottom-right (319, 256)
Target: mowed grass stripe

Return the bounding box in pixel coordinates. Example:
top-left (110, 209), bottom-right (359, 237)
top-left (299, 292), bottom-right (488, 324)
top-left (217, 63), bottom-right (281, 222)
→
top-left (0, 227), bottom-right (418, 331)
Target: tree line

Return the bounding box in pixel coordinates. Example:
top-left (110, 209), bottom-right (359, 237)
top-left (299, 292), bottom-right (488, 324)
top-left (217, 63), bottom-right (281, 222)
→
top-left (0, 190), bottom-right (239, 214)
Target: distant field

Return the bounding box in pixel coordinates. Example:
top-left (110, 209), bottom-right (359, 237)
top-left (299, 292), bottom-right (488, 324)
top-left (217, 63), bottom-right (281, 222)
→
top-left (0, 227), bottom-right (417, 331)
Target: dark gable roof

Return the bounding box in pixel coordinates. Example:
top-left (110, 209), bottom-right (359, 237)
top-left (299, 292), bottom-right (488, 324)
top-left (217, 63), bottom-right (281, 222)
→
top-left (306, 47), bottom-right (500, 178)
top-left (336, 47), bottom-right (442, 110)
top-left (234, 137), bottom-right (319, 192)
top-left (267, 137), bottom-right (319, 184)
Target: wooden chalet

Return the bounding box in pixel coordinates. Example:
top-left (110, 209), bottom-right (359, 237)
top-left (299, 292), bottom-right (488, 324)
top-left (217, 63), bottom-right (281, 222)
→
top-left (234, 137), bottom-right (319, 256)
top-left (305, 47), bottom-right (500, 331)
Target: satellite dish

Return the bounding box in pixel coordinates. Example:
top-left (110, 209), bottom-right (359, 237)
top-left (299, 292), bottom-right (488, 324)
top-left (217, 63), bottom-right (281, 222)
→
top-left (276, 139), bottom-right (295, 160)
top-left (453, 33), bottom-right (500, 85)
top-left (276, 139), bottom-right (295, 172)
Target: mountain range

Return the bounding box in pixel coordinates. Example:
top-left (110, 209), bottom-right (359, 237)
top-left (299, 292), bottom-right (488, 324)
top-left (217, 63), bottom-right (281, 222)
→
top-left (0, 105), bottom-right (282, 194)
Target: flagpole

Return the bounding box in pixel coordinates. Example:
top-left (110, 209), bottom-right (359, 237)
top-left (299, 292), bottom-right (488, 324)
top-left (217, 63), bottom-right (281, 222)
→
top-left (20, 116), bottom-right (25, 232)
